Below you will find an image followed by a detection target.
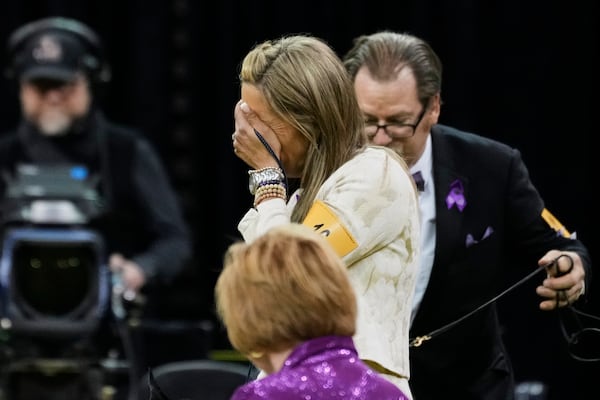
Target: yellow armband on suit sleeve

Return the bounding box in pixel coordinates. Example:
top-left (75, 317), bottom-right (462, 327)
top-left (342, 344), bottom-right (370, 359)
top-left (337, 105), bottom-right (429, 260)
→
top-left (302, 200), bottom-right (358, 258)
top-left (541, 208), bottom-right (571, 238)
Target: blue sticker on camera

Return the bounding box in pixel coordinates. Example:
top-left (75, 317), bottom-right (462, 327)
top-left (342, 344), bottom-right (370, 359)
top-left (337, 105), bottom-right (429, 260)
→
top-left (70, 166), bottom-right (88, 180)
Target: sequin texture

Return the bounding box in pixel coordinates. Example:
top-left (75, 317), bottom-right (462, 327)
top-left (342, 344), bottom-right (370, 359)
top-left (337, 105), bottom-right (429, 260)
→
top-left (231, 336), bottom-right (408, 399)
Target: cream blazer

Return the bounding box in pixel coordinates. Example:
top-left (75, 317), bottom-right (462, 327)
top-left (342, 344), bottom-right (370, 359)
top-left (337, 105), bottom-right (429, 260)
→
top-left (238, 146), bottom-right (421, 381)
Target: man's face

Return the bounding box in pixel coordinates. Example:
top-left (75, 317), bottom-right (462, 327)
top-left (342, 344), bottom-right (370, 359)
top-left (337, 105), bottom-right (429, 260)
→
top-left (353, 66), bottom-right (439, 167)
top-left (19, 73), bottom-right (91, 136)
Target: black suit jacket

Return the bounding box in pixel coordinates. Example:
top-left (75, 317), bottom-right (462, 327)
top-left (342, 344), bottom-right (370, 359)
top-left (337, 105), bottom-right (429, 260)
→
top-left (408, 124), bottom-right (592, 400)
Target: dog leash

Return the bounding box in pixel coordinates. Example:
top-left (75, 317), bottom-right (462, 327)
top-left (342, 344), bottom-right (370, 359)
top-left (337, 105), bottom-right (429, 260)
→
top-left (409, 264), bottom-right (546, 347)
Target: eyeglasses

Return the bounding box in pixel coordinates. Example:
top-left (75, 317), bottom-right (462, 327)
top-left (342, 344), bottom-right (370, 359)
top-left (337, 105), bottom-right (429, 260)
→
top-left (364, 106), bottom-right (427, 139)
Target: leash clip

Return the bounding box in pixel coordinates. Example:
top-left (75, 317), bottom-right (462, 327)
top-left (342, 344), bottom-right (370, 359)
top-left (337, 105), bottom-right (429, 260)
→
top-left (410, 335), bottom-right (431, 347)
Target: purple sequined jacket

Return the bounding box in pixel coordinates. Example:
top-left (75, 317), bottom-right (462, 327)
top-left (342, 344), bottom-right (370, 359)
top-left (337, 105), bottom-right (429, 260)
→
top-left (230, 335), bottom-right (408, 400)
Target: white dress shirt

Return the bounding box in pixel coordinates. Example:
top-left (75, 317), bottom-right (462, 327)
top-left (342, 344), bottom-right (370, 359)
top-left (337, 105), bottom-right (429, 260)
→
top-left (409, 134), bottom-right (436, 325)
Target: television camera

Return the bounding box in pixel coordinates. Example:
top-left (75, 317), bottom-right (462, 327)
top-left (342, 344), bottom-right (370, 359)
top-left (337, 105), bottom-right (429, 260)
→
top-left (0, 163), bottom-right (133, 400)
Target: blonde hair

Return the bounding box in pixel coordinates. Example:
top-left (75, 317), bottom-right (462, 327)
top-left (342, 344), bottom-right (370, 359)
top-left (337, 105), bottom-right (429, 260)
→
top-left (239, 35), bottom-right (366, 221)
top-left (215, 223), bottom-right (357, 356)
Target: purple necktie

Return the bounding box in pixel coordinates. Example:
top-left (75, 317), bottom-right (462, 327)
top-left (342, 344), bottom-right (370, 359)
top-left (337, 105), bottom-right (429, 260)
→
top-left (412, 171), bottom-right (425, 192)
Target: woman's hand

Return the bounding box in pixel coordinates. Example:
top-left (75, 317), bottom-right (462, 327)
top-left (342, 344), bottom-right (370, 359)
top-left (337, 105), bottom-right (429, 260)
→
top-left (232, 100), bottom-right (281, 170)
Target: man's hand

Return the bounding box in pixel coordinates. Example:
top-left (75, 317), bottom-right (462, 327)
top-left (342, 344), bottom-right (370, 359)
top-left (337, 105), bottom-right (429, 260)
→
top-left (536, 250), bottom-right (586, 310)
top-left (109, 253), bottom-right (146, 293)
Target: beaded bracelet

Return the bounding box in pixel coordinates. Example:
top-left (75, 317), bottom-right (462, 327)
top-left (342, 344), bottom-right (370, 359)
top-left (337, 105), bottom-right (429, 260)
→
top-left (248, 167), bottom-right (283, 174)
top-left (257, 179), bottom-right (286, 189)
top-left (254, 183), bottom-right (286, 196)
top-left (253, 193), bottom-right (287, 207)
top-left (254, 185), bottom-right (286, 202)
top-left (253, 183), bottom-right (287, 207)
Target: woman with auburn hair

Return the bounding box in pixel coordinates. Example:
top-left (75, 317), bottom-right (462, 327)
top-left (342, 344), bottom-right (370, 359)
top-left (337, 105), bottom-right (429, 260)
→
top-left (215, 223), bottom-right (409, 400)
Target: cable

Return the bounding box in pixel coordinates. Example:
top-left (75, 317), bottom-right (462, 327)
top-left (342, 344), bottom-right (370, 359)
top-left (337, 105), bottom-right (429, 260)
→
top-left (253, 129), bottom-right (289, 197)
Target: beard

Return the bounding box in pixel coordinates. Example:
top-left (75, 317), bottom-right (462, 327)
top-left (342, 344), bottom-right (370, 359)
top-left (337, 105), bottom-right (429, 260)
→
top-left (34, 109), bottom-right (74, 136)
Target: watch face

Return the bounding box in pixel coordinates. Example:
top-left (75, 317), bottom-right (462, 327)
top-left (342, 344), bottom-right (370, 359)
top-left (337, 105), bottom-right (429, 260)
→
top-left (248, 168), bottom-right (284, 194)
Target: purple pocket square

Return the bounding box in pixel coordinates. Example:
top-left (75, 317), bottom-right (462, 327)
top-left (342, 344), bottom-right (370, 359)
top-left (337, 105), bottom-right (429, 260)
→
top-left (465, 226), bottom-right (494, 248)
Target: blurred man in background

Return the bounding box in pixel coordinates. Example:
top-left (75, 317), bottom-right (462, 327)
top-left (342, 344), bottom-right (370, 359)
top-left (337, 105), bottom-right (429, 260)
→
top-left (0, 16), bottom-right (191, 399)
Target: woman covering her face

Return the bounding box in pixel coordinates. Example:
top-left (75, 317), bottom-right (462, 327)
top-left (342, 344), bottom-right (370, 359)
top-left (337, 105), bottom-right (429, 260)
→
top-left (230, 34), bottom-right (420, 398)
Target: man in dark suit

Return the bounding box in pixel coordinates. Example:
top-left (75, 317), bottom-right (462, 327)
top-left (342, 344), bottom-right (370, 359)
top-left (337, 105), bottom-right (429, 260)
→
top-left (343, 31), bottom-right (592, 400)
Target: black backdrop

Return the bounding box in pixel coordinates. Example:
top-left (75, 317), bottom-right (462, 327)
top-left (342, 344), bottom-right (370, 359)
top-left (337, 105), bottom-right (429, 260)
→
top-left (0, 1), bottom-right (598, 399)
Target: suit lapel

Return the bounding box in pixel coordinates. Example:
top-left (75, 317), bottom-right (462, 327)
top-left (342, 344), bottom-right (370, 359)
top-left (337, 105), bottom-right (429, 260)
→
top-left (421, 126), bottom-right (470, 308)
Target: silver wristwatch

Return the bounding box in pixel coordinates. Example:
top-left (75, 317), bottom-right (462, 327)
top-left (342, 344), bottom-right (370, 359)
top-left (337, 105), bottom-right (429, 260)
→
top-left (248, 168), bottom-right (285, 195)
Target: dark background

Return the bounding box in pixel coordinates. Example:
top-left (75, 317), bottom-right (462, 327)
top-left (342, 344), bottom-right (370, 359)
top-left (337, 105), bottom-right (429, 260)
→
top-left (0, 1), bottom-right (597, 399)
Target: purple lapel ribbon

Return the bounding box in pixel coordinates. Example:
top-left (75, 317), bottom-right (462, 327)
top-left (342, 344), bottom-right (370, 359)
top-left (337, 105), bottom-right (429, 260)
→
top-left (446, 179), bottom-right (466, 211)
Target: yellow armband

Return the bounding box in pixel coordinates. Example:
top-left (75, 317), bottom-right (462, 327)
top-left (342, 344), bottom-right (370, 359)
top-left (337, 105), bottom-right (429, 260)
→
top-left (541, 208), bottom-right (571, 238)
top-left (302, 200), bottom-right (358, 258)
